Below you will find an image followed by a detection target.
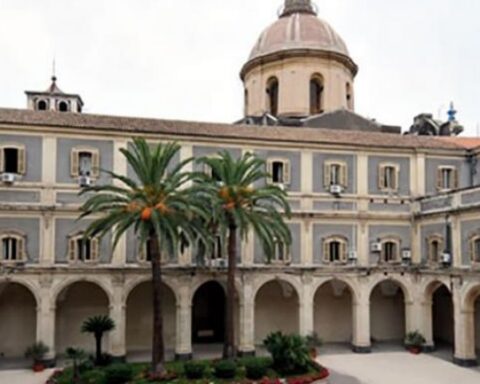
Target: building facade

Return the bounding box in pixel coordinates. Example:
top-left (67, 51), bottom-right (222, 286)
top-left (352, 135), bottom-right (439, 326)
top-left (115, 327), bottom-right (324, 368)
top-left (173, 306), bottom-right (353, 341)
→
top-left (0, 0), bottom-right (479, 368)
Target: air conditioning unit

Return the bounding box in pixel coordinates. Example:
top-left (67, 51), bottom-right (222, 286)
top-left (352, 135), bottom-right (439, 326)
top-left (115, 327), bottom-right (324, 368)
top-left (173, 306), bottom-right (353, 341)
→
top-left (1, 173), bottom-right (16, 184)
top-left (78, 175), bottom-right (92, 187)
top-left (348, 251), bottom-right (358, 261)
top-left (441, 253), bottom-right (452, 265)
top-left (211, 258), bottom-right (228, 268)
top-left (371, 242), bottom-right (382, 253)
top-left (402, 249), bottom-right (412, 260)
top-left (329, 184), bottom-right (343, 195)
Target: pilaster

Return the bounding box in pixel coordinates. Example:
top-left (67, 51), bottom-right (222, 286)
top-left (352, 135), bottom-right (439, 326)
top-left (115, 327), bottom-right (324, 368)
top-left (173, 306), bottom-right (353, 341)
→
top-left (109, 277), bottom-right (126, 359)
top-left (175, 284), bottom-right (192, 360)
top-left (299, 275), bottom-right (314, 337)
top-left (238, 278), bottom-right (255, 354)
top-left (36, 277), bottom-right (56, 363)
top-left (352, 285), bottom-right (371, 352)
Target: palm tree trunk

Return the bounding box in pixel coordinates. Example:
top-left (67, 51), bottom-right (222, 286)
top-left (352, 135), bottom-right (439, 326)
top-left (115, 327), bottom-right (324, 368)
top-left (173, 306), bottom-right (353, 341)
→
top-left (95, 334), bottom-right (102, 365)
top-left (149, 233), bottom-right (166, 375)
top-left (224, 220), bottom-right (237, 359)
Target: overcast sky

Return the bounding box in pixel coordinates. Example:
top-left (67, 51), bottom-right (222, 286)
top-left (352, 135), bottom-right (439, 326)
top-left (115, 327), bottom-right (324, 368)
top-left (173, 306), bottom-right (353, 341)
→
top-left (1, 0), bottom-right (479, 135)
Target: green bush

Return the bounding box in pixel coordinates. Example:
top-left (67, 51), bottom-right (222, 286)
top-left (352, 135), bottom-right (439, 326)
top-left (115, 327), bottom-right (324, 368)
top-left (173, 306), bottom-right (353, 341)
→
top-left (214, 359), bottom-right (237, 379)
top-left (104, 364), bottom-right (133, 384)
top-left (184, 360), bottom-right (206, 379)
top-left (80, 369), bottom-right (105, 384)
top-left (405, 331), bottom-right (426, 348)
top-left (244, 357), bottom-right (268, 380)
top-left (263, 331), bottom-right (310, 375)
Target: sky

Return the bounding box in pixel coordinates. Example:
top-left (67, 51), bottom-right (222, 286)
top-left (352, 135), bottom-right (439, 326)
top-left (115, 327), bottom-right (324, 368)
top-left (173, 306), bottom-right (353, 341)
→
top-left (1, 0), bottom-right (480, 135)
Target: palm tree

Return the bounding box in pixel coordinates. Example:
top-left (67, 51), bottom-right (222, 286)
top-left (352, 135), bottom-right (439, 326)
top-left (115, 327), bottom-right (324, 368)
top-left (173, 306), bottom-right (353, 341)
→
top-left (81, 315), bottom-right (115, 365)
top-left (200, 151), bottom-right (292, 358)
top-left (65, 347), bottom-right (86, 384)
top-left (79, 138), bottom-right (209, 375)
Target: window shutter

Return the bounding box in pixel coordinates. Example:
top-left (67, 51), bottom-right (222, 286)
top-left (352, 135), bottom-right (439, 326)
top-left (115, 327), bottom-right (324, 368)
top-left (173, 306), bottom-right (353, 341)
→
top-left (68, 238), bottom-right (76, 262)
top-left (324, 162), bottom-right (331, 187)
top-left (70, 149), bottom-right (79, 177)
top-left (0, 148), bottom-right (4, 173)
top-left (469, 237), bottom-right (475, 262)
top-left (17, 237), bottom-right (25, 261)
top-left (91, 238), bottom-right (99, 261)
top-left (266, 160), bottom-right (273, 183)
top-left (378, 165), bottom-right (385, 189)
top-left (436, 168), bottom-right (443, 190)
top-left (453, 168), bottom-right (459, 189)
top-left (393, 166), bottom-right (399, 190)
top-left (91, 151), bottom-right (100, 178)
top-left (340, 241), bottom-right (347, 263)
top-left (17, 147), bottom-right (26, 175)
top-left (283, 160), bottom-right (291, 185)
top-left (340, 164), bottom-right (348, 188)
top-left (322, 240), bottom-right (330, 263)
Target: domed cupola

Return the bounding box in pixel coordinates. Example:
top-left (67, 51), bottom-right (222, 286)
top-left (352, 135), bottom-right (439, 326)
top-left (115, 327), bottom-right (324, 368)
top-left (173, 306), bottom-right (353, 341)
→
top-left (241, 0), bottom-right (358, 119)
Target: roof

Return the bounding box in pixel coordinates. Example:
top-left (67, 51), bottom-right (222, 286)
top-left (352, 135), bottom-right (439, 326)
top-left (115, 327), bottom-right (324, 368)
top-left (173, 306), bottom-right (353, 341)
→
top-left (0, 108), bottom-right (467, 152)
top-left (438, 137), bottom-right (480, 150)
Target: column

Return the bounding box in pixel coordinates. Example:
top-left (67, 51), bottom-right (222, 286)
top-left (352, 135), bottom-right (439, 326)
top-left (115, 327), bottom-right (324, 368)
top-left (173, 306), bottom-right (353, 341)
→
top-left (238, 280), bottom-right (255, 355)
top-left (36, 280), bottom-right (56, 365)
top-left (352, 288), bottom-right (371, 353)
top-left (404, 298), bottom-right (423, 335)
top-left (109, 281), bottom-right (126, 360)
top-left (453, 293), bottom-right (477, 366)
top-left (421, 298), bottom-right (434, 350)
top-left (299, 277), bottom-right (313, 337)
top-left (41, 136), bottom-right (56, 265)
top-left (175, 285), bottom-right (192, 360)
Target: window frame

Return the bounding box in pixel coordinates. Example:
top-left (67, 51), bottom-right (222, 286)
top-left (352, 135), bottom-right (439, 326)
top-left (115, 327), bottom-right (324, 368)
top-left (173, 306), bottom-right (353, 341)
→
top-left (380, 237), bottom-right (401, 264)
top-left (322, 235), bottom-right (348, 264)
top-left (310, 74), bottom-right (324, 115)
top-left (426, 234), bottom-right (444, 264)
top-left (436, 166), bottom-right (458, 191)
top-left (68, 232), bottom-right (99, 264)
top-left (266, 157), bottom-right (291, 186)
top-left (469, 234), bottom-right (480, 264)
top-left (70, 147), bottom-right (100, 179)
top-left (137, 238), bottom-right (169, 264)
top-left (324, 160), bottom-right (348, 189)
top-left (271, 238), bottom-right (291, 264)
top-left (266, 77), bottom-right (279, 116)
top-left (0, 143), bottom-right (26, 176)
top-left (0, 231), bottom-right (26, 263)
top-left (378, 163), bottom-right (399, 192)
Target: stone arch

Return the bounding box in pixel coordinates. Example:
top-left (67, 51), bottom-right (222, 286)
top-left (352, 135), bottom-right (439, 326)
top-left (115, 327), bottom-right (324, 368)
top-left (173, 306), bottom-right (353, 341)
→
top-left (252, 274), bottom-right (302, 301)
top-left (55, 280), bottom-right (111, 355)
top-left (254, 277), bottom-right (300, 344)
top-left (0, 277), bottom-right (40, 307)
top-left (126, 279), bottom-right (176, 356)
top-left (462, 283), bottom-right (480, 361)
top-left (313, 278), bottom-right (355, 344)
top-left (0, 280), bottom-right (38, 358)
top-left (189, 275), bottom-right (243, 305)
top-left (366, 275), bottom-right (413, 303)
top-left (51, 276), bottom-right (113, 308)
top-left (312, 276), bottom-right (359, 304)
top-left (124, 275), bottom-right (179, 305)
top-left (369, 278), bottom-right (408, 344)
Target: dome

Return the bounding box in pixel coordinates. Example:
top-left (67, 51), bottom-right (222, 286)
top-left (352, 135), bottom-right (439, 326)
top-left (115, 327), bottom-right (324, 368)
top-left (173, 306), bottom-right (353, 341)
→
top-left (248, 12), bottom-right (350, 62)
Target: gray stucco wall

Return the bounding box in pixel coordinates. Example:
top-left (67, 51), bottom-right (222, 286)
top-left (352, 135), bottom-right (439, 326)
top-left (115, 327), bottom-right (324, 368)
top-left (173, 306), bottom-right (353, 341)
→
top-left (368, 225), bottom-right (411, 264)
top-left (368, 156), bottom-right (410, 196)
top-left (0, 191), bottom-right (40, 203)
top-left (254, 149), bottom-right (302, 192)
top-left (313, 200), bottom-right (356, 212)
top-left (57, 138), bottom-right (114, 184)
top-left (312, 223), bottom-right (355, 265)
top-left (125, 229), bottom-right (179, 264)
top-left (0, 217), bottom-right (40, 264)
top-left (460, 219), bottom-right (480, 266)
top-left (420, 223), bottom-right (445, 263)
top-left (312, 153), bottom-right (356, 194)
top-left (369, 202), bottom-right (410, 212)
top-left (55, 218), bottom-right (112, 264)
top-left (0, 134), bottom-right (42, 182)
top-left (254, 223), bottom-right (301, 265)
top-left (425, 157), bottom-right (468, 195)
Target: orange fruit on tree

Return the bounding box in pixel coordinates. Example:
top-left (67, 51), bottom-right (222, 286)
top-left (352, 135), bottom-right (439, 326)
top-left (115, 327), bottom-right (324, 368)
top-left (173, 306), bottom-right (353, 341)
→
top-left (155, 202), bottom-right (168, 214)
top-left (218, 186), bottom-right (230, 200)
top-left (141, 207), bottom-right (153, 221)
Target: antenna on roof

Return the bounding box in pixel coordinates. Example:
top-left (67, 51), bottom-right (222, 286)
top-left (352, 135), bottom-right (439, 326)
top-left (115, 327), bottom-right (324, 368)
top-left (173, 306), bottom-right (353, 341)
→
top-left (52, 58), bottom-right (57, 83)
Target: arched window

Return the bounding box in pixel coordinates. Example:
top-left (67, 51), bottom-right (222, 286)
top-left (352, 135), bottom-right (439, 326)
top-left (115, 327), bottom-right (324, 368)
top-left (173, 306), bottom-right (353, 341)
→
top-left (68, 233), bottom-right (99, 263)
top-left (0, 232), bottom-right (26, 262)
top-left (381, 238), bottom-right (400, 263)
top-left (272, 237), bottom-right (289, 263)
top-left (37, 100), bottom-right (48, 111)
top-left (266, 77), bottom-right (279, 116)
top-left (427, 235), bottom-right (443, 264)
top-left (346, 82), bottom-right (353, 109)
top-left (244, 88), bottom-right (249, 116)
top-left (322, 236), bottom-right (348, 264)
top-left (310, 75), bottom-right (324, 115)
top-left (58, 101), bottom-right (69, 112)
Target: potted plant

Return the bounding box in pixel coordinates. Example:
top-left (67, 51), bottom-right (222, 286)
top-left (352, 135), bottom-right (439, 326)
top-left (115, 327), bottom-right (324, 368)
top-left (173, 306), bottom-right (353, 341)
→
top-left (305, 332), bottom-right (323, 359)
top-left (404, 331), bottom-right (426, 354)
top-left (25, 341), bottom-right (49, 372)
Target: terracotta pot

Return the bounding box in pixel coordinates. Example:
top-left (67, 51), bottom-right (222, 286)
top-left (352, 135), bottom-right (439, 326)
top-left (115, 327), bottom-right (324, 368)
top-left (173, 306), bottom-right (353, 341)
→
top-left (309, 347), bottom-right (318, 359)
top-left (33, 362), bottom-right (45, 372)
top-left (408, 347), bottom-right (421, 355)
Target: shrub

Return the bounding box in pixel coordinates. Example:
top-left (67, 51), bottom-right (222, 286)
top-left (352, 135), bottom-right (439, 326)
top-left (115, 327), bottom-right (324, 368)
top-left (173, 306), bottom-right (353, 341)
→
top-left (25, 341), bottom-right (50, 363)
top-left (214, 359), bottom-right (237, 379)
top-left (244, 357), bottom-right (268, 380)
top-left (184, 360), bottom-right (206, 379)
top-left (405, 331), bottom-right (426, 348)
top-left (263, 332), bottom-right (310, 375)
top-left (80, 369), bottom-right (105, 384)
top-left (104, 364), bottom-right (133, 384)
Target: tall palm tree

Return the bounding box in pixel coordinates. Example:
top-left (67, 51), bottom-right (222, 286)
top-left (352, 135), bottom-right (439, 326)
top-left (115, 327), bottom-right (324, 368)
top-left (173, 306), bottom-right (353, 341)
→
top-left (79, 138), bottom-right (208, 375)
top-left (200, 151), bottom-right (292, 358)
top-left (81, 315), bottom-right (115, 365)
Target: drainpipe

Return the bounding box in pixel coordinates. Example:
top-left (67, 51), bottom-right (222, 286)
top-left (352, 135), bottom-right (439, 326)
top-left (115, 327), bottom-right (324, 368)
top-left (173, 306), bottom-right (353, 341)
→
top-left (443, 214), bottom-right (452, 267)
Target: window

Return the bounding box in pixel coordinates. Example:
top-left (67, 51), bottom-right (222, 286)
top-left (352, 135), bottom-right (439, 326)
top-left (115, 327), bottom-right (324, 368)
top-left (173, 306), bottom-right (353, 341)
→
top-left (212, 235), bottom-right (223, 260)
top-left (427, 235), bottom-right (443, 263)
top-left (70, 148), bottom-right (100, 178)
top-left (436, 166), bottom-right (458, 191)
top-left (0, 145), bottom-right (26, 175)
top-left (0, 234), bottom-right (25, 262)
top-left (138, 238), bottom-right (169, 263)
top-left (266, 77), bottom-right (279, 116)
top-left (58, 101), bottom-right (69, 112)
top-left (272, 238), bottom-right (289, 263)
top-left (324, 161), bottom-right (347, 188)
top-left (469, 235), bottom-right (480, 264)
top-left (37, 100), bottom-right (48, 111)
top-left (346, 82), bottom-right (353, 110)
top-left (68, 234), bottom-right (99, 263)
top-left (323, 236), bottom-right (348, 264)
top-left (310, 76), bottom-right (324, 115)
top-left (244, 88), bottom-right (249, 116)
top-left (378, 163), bottom-right (399, 191)
top-left (381, 239), bottom-right (400, 263)
top-left (267, 159), bottom-right (290, 185)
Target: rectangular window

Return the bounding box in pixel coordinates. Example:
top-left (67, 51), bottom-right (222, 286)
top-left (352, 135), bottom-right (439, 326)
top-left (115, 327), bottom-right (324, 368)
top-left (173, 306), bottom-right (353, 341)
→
top-left (267, 159), bottom-right (291, 186)
top-left (71, 148), bottom-right (100, 178)
top-left (4, 148), bottom-right (19, 174)
top-left (383, 242), bottom-right (397, 262)
top-left (79, 152), bottom-right (93, 176)
top-left (378, 164), bottom-right (398, 191)
top-left (329, 241), bottom-right (340, 262)
top-left (474, 239), bottom-right (480, 263)
top-left (212, 236), bottom-right (223, 260)
top-left (437, 167), bottom-right (457, 191)
top-left (324, 161), bottom-right (347, 188)
top-left (273, 240), bottom-right (288, 262)
top-left (2, 238), bottom-right (17, 261)
top-left (330, 164), bottom-right (341, 185)
top-left (384, 167), bottom-right (396, 189)
top-left (272, 161), bottom-right (284, 184)
top-left (76, 238), bottom-right (91, 261)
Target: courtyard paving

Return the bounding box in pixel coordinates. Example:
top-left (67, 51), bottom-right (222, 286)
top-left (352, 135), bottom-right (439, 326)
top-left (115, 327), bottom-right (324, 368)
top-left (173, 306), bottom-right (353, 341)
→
top-left (0, 368), bottom-right (54, 384)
